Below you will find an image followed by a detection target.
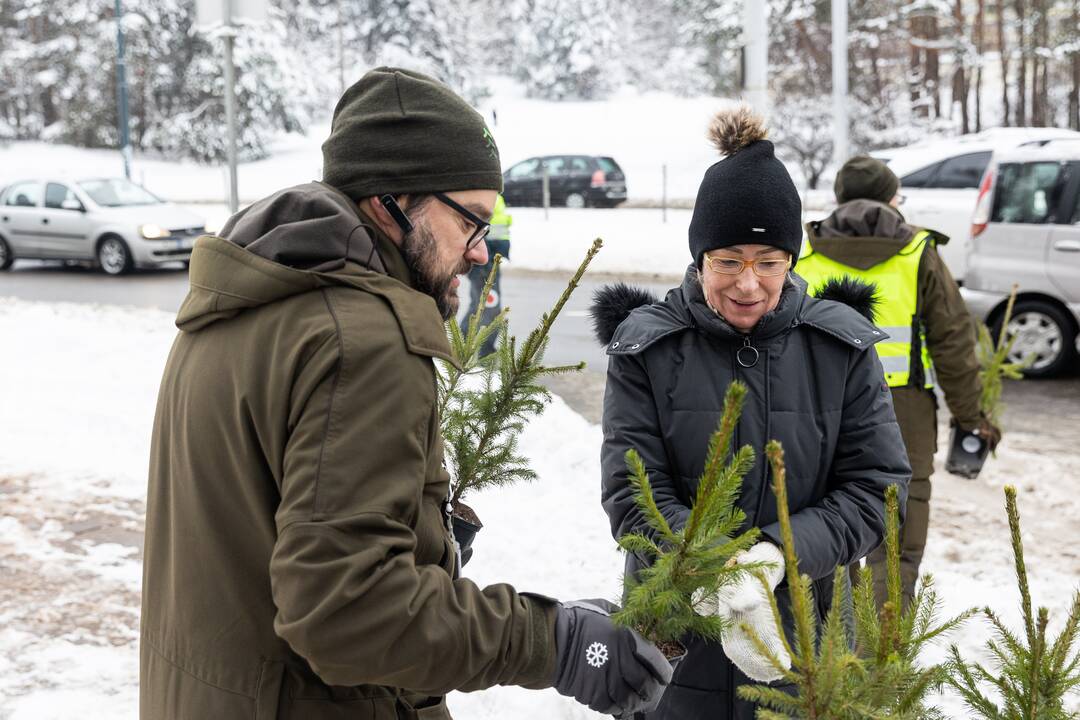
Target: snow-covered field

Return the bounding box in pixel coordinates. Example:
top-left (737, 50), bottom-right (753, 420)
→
top-left (1, 298), bottom-right (1078, 718)
top-left (0, 79), bottom-right (732, 208)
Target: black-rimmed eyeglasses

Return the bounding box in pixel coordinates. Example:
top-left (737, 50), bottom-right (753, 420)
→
top-left (433, 192), bottom-right (491, 251)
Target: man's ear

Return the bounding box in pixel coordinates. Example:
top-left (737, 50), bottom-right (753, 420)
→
top-left (361, 196), bottom-right (405, 243)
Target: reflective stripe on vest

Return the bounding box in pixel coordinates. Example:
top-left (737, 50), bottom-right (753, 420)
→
top-left (798, 231), bottom-right (935, 389)
top-left (489, 194), bottom-right (512, 241)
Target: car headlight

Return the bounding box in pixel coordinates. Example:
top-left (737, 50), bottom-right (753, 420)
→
top-left (140, 223), bottom-right (170, 239)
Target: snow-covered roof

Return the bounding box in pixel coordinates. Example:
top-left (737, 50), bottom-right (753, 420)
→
top-left (995, 138), bottom-right (1080, 164)
top-left (873, 127), bottom-right (1080, 178)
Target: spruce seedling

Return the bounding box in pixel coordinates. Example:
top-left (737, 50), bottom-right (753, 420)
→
top-left (977, 284), bottom-right (1030, 429)
top-left (738, 446), bottom-right (970, 719)
top-left (946, 486), bottom-right (1080, 720)
top-left (440, 239), bottom-right (601, 512)
top-left (611, 381), bottom-right (763, 658)
top-left (850, 485), bottom-right (975, 719)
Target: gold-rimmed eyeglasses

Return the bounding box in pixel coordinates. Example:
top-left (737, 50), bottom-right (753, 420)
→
top-left (702, 254), bottom-right (792, 277)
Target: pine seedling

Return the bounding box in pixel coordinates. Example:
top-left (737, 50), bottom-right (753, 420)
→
top-left (977, 284), bottom-right (1030, 429)
top-left (440, 239), bottom-right (601, 509)
top-left (611, 381), bottom-right (763, 655)
top-left (850, 484), bottom-right (975, 719)
top-left (738, 448), bottom-right (970, 719)
top-left (437, 254), bottom-right (509, 420)
top-left (735, 441), bottom-right (869, 719)
top-left (946, 486), bottom-right (1080, 720)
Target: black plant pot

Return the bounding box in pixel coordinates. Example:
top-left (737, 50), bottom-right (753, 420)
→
top-left (451, 513), bottom-right (482, 549)
top-left (659, 641), bottom-right (687, 668)
top-left (945, 425), bottom-right (990, 479)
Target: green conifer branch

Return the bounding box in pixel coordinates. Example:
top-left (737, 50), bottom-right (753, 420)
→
top-left (739, 449), bottom-right (969, 718)
top-left (948, 486), bottom-right (1080, 719)
top-left (765, 440), bottom-right (820, 707)
top-left (440, 242), bottom-right (600, 508)
top-left (977, 284), bottom-right (1031, 428)
top-left (884, 484), bottom-right (903, 625)
top-left (612, 382), bottom-right (761, 650)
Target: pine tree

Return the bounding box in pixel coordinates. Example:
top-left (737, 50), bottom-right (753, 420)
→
top-left (977, 285), bottom-right (1030, 428)
top-left (737, 443), bottom-right (970, 718)
top-left (611, 381), bottom-right (764, 657)
top-left (947, 486), bottom-right (1080, 720)
top-left (439, 239), bottom-right (600, 513)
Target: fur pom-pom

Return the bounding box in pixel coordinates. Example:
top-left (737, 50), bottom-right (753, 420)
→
top-left (589, 283), bottom-right (659, 346)
top-left (707, 105), bottom-right (769, 156)
top-left (815, 276), bottom-right (881, 322)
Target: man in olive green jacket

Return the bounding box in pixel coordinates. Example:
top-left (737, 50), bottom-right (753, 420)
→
top-left (140, 67), bottom-right (671, 720)
top-left (801, 156), bottom-right (1001, 608)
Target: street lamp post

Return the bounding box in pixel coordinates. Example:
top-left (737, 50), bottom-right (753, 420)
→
top-left (832, 0), bottom-right (850, 168)
top-left (742, 1), bottom-right (769, 117)
top-left (114, 0), bottom-right (132, 179)
top-left (223, 0), bottom-right (239, 214)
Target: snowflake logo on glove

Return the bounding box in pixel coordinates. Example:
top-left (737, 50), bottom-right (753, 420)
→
top-left (585, 642), bottom-right (609, 668)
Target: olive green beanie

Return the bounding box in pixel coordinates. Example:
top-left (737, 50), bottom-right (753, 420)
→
top-left (834, 155), bottom-right (899, 204)
top-left (321, 67), bottom-right (502, 200)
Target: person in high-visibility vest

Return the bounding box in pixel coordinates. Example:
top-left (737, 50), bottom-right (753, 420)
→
top-left (798, 155), bottom-right (1002, 609)
top-left (460, 193), bottom-right (511, 356)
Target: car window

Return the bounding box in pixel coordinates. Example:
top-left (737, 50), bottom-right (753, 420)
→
top-left (5, 181), bottom-right (41, 207)
top-left (931, 151), bottom-right (992, 189)
top-left (542, 157), bottom-right (567, 176)
top-left (77, 178), bottom-right (161, 207)
top-left (507, 159), bottom-right (540, 179)
top-left (45, 183), bottom-right (81, 210)
top-left (900, 161), bottom-right (942, 188)
top-left (567, 157), bottom-right (591, 174)
top-left (597, 157), bottom-right (621, 173)
top-left (1072, 163), bottom-right (1080, 224)
top-left (992, 162), bottom-right (1067, 224)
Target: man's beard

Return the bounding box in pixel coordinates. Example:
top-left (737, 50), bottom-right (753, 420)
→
top-left (401, 220), bottom-right (471, 321)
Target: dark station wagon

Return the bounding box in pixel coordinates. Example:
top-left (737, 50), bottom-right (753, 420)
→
top-left (502, 155), bottom-right (627, 208)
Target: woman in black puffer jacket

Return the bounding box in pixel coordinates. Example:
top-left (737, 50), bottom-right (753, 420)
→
top-left (590, 107), bottom-right (911, 720)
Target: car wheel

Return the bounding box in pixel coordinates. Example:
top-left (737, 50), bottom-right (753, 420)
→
top-left (564, 192), bottom-right (586, 209)
top-left (996, 300), bottom-right (1078, 378)
top-left (0, 235), bottom-right (13, 270)
top-left (97, 236), bottom-right (133, 276)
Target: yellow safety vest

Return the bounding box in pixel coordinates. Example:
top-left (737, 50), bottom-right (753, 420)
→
top-left (489, 194), bottom-right (512, 241)
top-left (798, 231), bottom-right (936, 389)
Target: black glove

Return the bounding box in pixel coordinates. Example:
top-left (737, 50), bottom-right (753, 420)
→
top-left (551, 599), bottom-right (673, 716)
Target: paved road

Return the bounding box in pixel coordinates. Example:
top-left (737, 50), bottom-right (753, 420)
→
top-left (2, 260), bottom-right (1076, 425)
top-left (0, 260), bottom-right (674, 419)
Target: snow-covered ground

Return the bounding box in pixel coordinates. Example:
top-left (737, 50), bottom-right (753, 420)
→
top-left (1, 298), bottom-right (1078, 718)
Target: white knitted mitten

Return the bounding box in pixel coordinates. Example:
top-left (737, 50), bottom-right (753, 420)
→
top-left (716, 542), bottom-right (791, 682)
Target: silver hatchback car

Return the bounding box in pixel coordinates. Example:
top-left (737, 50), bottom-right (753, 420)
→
top-left (962, 140), bottom-right (1080, 377)
top-left (0, 177), bottom-right (205, 275)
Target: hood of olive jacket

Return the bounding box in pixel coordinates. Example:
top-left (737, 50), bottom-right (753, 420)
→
top-left (175, 181), bottom-right (458, 366)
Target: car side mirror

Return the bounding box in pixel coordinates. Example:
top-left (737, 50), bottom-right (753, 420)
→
top-left (61, 199), bottom-right (85, 212)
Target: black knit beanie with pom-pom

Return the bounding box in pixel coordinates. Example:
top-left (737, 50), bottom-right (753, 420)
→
top-left (688, 105), bottom-right (803, 268)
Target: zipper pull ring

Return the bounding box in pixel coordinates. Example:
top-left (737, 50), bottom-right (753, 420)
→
top-left (737, 336), bottom-right (760, 368)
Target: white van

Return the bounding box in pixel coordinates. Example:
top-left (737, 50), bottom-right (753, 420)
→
top-left (872, 127), bottom-right (1080, 283)
top-left (961, 139), bottom-right (1080, 377)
